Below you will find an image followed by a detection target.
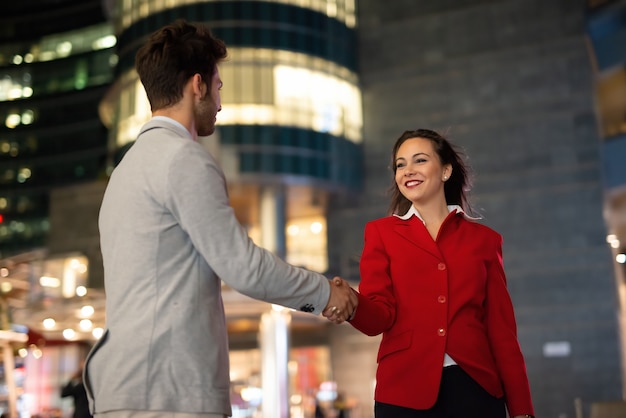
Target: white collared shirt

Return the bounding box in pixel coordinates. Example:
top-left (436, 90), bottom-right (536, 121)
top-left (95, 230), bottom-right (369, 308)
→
top-left (394, 204), bottom-right (481, 222)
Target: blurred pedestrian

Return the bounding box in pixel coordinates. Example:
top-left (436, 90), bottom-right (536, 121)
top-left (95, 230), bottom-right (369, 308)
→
top-left (314, 399), bottom-right (325, 418)
top-left (333, 392), bottom-right (348, 418)
top-left (61, 364), bottom-right (92, 418)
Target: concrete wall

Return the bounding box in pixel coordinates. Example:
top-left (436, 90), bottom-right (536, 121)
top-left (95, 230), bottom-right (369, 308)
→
top-left (47, 180), bottom-right (107, 289)
top-left (329, 324), bottom-right (380, 418)
top-left (591, 401), bottom-right (626, 418)
top-left (328, 1), bottom-right (622, 417)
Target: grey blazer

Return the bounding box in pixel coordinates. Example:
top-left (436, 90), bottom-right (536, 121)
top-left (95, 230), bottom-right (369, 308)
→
top-left (84, 118), bottom-right (331, 416)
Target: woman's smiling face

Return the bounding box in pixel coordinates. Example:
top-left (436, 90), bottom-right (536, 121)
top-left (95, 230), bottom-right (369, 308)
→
top-left (394, 137), bottom-right (451, 207)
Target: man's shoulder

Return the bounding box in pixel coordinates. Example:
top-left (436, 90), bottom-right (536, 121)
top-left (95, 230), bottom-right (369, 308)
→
top-left (133, 123), bottom-right (209, 162)
top-left (138, 123), bottom-right (188, 146)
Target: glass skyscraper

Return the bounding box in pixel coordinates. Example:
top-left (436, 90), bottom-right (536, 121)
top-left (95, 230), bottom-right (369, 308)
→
top-left (100, 0), bottom-right (362, 275)
top-left (0, 0), bottom-right (116, 256)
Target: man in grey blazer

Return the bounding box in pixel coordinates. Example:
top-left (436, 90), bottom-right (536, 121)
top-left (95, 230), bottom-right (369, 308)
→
top-left (84, 19), bottom-right (357, 418)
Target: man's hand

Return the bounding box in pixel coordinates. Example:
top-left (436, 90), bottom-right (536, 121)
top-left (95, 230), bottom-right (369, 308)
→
top-left (323, 277), bottom-right (358, 324)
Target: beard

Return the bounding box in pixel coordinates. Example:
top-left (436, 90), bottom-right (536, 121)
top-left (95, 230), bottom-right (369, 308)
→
top-left (195, 94), bottom-right (217, 136)
top-left (198, 120), bottom-right (215, 137)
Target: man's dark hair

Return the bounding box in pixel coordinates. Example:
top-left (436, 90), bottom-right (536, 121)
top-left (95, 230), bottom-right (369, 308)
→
top-left (135, 19), bottom-right (228, 111)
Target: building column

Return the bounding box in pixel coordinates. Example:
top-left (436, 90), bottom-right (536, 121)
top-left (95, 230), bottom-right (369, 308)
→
top-left (258, 185), bottom-right (290, 417)
top-left (259, 185), bottom-right (286, 259)
top-left (260, 306), bottom-right (291, 418)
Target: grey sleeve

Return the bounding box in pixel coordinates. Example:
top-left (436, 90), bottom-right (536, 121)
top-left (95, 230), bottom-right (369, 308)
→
top-left (165, 143), bottom-right (331, 314)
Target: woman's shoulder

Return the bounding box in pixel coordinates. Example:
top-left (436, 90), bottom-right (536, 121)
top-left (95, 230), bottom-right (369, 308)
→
top-left (461, 216), bottom-right (502, 240)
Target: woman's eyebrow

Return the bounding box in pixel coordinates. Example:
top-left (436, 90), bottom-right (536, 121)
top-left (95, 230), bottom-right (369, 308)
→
top-left (396, 152), bottom-right (429, 161)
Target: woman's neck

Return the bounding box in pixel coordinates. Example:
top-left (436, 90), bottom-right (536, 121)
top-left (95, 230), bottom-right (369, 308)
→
top-left (414, 202), bottom-right (450, 227)
top-left (415, 203), bottom-right (450, 241)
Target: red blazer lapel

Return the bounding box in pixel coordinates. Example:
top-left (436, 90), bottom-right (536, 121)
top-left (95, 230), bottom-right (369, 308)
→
top-left (392, 216), bottom-right (442, 260)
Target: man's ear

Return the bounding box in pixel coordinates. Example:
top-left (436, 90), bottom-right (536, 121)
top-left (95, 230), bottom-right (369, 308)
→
top-left (191, 73), bottom-right (206, 98)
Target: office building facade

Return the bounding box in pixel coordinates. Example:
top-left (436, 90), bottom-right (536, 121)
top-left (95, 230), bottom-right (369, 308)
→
top-left (327, 1), bottom-right (624, 417)
top-left (99, 0), bottom-right (362, 277)
top-left (0, 0), bottom-right (116, 257)
top-left (586, 0), bottom-right (626, 407)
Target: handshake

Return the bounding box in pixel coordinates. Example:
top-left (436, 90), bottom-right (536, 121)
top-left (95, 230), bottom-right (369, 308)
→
top-left (323, 277), bottom-right (358, 324)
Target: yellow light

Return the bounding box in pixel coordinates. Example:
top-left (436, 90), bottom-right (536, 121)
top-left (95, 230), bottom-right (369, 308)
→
top-left (56, 41), bottom-right (72, 56)
top-left (32, 347), bottom-right (43, 359)
top-left (80, 305), bottom-right (94, 317)
top-left (79, 319), bottom-right (93, 331)
top-left (21, 110), bottom-right (34, 125)
top-left (290, 394), bottom-right (302, 404)
top-left (310, 222), bottom-right (323, 234)
top-left (240, 387), bottom-right (262, 402)
top-left (40, 276), bottom-right (61, 288)
top-left (92, 327), bottom-right (104, 339)
top-left (271, 304), bottom-right (286, 312)
top-left (63, 328), bottom-right (76, 340)
top-left (92, 35), bottom-right (117, 50)
top-left (5, 114), bottom-right (20, 129)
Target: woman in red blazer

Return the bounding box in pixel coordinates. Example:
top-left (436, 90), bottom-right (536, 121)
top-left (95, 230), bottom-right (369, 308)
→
top-left (348, 129), bottom-right (535, 418)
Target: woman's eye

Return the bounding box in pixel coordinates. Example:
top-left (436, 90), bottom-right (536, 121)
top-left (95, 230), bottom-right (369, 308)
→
top-left (414, 158), bottom-right (427, 164)
top-left (396, 163), bottom-right (405, 169)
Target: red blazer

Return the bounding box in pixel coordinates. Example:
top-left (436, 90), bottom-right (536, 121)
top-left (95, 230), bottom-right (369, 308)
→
top-left (349, 211), bottom-right (534, 417)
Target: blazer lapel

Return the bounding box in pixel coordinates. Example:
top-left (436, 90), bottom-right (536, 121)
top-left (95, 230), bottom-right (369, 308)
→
top-left (393, 216), bottom-right (442, 260)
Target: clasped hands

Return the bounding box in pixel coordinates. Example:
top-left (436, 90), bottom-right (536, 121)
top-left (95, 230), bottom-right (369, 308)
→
top-left (323, 276), bottom-right (358, 324)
